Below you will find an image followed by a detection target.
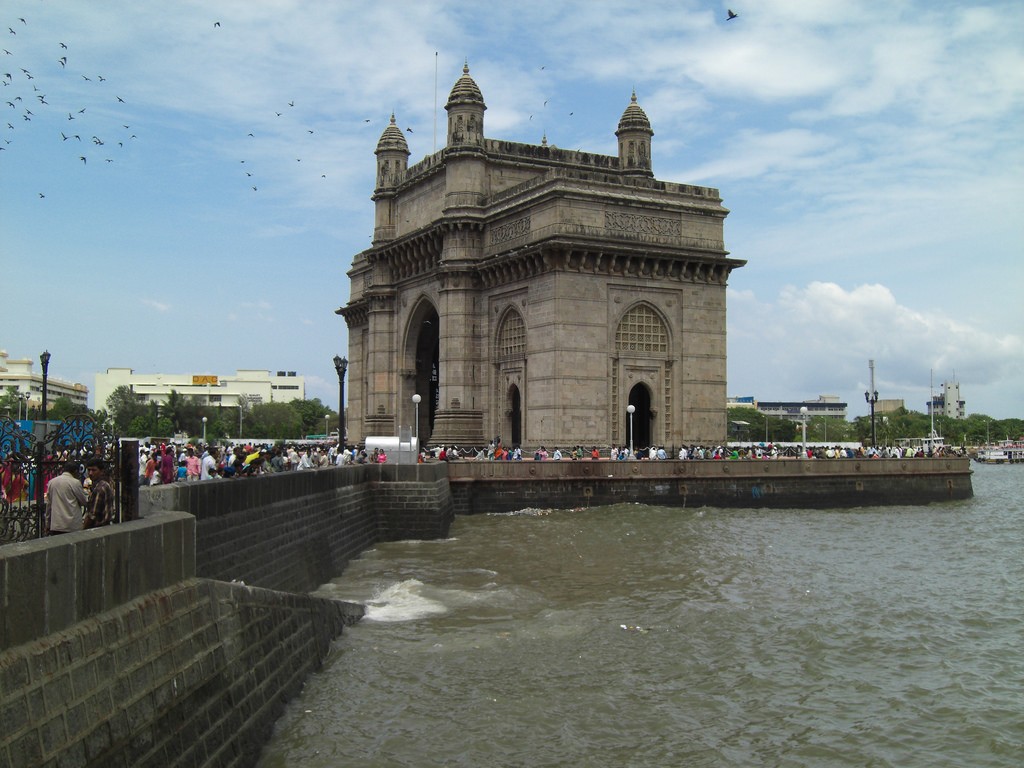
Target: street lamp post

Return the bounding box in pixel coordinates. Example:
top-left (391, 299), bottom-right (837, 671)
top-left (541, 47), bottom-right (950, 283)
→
top-left (324, 414), bottom-right (329, 438)
top-left (412, 394), bottom-right (421, 449)
top-left (864, 390), bottom-right (879, 447)
top-left (202, 416), bottom-right (207, 443)
top-left (627, 404), bottom-right (635, 459)
top-left (799, 406), bottom-right (809, 457)
top-left (39, 350), bottom-right (51, 424)
top-left (865, 358), bottom-right (879, 448)
top-left (333, 355), bottom-right (348, 447)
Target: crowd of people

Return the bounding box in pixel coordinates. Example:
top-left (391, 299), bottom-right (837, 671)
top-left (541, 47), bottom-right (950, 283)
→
top-left (129, 435), bottom-right (956, 486)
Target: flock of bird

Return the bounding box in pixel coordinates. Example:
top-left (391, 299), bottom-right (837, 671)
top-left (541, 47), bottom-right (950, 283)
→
top-left (1, 14), bottom-right (356, 200)
top-left (4, 9), bottom-right (745, 201)
top-left (2, 13), bottom-right (136, 198)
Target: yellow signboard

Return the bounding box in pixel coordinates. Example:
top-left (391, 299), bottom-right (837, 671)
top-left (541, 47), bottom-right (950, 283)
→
top-left (192, 375), bottom-right (219, 385)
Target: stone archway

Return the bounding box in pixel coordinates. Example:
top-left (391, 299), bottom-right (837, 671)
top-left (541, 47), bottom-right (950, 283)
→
top-left (508, 385), bottom-right (522, 447)
top-left (409, 304), bottom-right (439, 445)
top-left (627, 383), bottom-right (652, 452)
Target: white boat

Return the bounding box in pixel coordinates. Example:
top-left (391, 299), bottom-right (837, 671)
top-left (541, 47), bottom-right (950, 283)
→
top-left (974, 440), bottom-right (1024, 464)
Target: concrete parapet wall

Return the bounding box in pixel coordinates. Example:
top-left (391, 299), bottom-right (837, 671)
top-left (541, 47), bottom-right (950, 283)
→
top-left (0, 577), bottom-right (363, 768)
top-left (0, 512), bottom-right (195, 653)
top-left (140, 464), bottom-right (454, 593)
top-left (446, 457), bottom-right (974, 513)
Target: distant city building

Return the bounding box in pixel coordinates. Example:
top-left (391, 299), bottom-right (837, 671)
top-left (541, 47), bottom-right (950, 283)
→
top-left (927, 380), bottom-right (965, 420)
top-left (0, 349), bottom-right (89, 410)
top-left (876, 398), bottom-right (905, 414)
top-left (728, 395), bottom-right (848, 420)
top-left (93, 368), bottom-right (305, 411)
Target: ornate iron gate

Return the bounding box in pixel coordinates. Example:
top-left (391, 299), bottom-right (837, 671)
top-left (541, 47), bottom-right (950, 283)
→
top-left (0, 414), bottom-right (124, 543)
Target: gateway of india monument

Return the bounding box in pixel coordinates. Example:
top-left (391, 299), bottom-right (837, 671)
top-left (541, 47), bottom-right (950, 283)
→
top-left (338, 64), bottom-right (746, 450)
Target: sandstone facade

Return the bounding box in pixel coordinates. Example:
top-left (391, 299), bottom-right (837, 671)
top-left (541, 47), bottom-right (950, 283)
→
top-left (339, 65), bottom-right (745, 449)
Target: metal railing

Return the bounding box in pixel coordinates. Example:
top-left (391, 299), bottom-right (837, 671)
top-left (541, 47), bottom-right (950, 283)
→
top-left (0, 414), bottom-right (127, 543)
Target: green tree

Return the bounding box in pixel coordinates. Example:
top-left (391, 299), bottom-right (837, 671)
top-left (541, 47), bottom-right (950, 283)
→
top-left (47, 396), bottom-right (88, 422)
top-left (106, 385), bottom-right (147, 434)
top-left (0, 386), bottom-right (20, 418)
top-left (248, 402), bottom-right (303, 440)
top-left (289, 398), bottom-right (333, 436)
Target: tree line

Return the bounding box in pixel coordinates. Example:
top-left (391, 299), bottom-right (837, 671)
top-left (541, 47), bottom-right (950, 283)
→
top-left (0, 386), bottom-right (338, 442)
top-left (2, 387), bottom-right (1020, 446)
top-left (727, 406), bottom-right (1023, 447)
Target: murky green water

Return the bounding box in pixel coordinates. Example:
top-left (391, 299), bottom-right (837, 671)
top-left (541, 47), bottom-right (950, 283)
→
top-left (258, 465), bottom-right (1023, 767)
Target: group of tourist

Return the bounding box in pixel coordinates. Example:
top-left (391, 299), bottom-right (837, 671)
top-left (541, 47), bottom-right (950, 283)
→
top-left (137, 441), bottom-right (364, 482)
top-left (42, 457), bottom-right (114, 535)
top-left (130, 436), bottom-right (953, 484)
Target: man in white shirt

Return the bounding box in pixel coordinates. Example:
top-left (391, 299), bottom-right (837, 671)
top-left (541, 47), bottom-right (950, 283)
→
top-left (46, 461), bottom-right (87, 534)
top-left (200, 448), bottom-right (219, 480)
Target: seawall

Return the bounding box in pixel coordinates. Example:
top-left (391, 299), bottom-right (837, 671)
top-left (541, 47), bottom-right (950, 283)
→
top-left (447, 456), bottom-right (974, 513)
top-left (0, 514), bottom-right (364, 768)
top-left (141, 462), bottom-right (453, 593)
top-left (1, 464), bottom-right (453, 768)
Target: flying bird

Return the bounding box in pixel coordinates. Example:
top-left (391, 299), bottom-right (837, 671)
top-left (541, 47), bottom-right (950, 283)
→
top-left (58, 57), bottom-right (66, 67)
top-left (60, 42), bottom-right (67, 49)
top-left (79, 156), bottom-right (86, 163)
top-left (405, 127), bottom-right (413, 133)
top-left (39, 193), bottom-right (44, 198)
top-left (214, 22), bottom-right (221, 28)
top-left (116, 96), bottom-right (124, 102)
top-left (727, 9), bottom-right (739, 20)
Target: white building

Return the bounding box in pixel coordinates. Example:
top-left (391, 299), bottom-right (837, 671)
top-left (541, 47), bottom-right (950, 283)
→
top-left (93, 368), bottom-right (305, 411)
top-left (928, 380), bottom-right (965, 420)
top-left (0, 349), bottom-right (89, 411)
top-left (728, 395), bottom-right (849, 420)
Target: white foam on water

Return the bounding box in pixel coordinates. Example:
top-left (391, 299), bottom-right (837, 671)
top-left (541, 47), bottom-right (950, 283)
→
top-left (363, 579), bottom-right (451, 622)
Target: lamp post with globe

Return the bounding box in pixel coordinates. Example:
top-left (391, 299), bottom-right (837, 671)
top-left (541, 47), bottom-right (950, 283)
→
top-left (626, 404), bottom-right (635, 459)
top-left (412, 393), bottom-right (421, 448)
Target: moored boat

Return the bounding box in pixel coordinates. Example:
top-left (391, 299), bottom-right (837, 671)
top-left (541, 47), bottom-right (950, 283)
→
top-left (974, 440), bottom-right (1024, 464)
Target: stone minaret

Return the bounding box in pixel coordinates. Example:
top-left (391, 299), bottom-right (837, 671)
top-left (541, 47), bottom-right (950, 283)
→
top-left (615, 90), bottom-right (654, 177)
top-left (372, 113), bottom-right (410, 244)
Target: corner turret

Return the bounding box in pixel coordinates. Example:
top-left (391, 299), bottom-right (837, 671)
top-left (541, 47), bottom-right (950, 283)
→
top-left (372, 114), bottom-right (410, 243)
top-left (615, 90), bottom-right (653, 177)
top-left (445, 62), bottom-right (486, 150)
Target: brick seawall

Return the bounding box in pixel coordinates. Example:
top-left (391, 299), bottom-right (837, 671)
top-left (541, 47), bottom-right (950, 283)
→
top-left (446, 456), bottom-right (974, 513)
top-left (2, 464), bottom-right (454, 768)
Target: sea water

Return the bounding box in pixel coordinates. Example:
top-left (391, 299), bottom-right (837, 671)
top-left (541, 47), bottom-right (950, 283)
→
top-left (257, 464), bottom-right (1023, 767)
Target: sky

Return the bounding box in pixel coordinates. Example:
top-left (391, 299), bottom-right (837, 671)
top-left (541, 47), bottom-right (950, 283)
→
top-left (2, 0), bottom-right (1022, 420)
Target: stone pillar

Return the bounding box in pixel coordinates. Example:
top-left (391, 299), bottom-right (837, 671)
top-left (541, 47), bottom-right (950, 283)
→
top-left (364, 291), bottom-right (397, 437)
top-left (431, 235), bottom-right (484, 445)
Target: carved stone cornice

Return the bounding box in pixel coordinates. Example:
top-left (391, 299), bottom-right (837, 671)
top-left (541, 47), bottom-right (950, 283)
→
top-left (367, 229), bottom-right (444, 284)
top-left (475, 239), bottom-right (745, 289)
top-left (337, 298), bottom-right (368, 328)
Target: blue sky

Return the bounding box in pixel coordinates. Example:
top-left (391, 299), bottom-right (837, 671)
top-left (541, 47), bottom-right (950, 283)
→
top-left (2, 1), bottom-right (1022, 419)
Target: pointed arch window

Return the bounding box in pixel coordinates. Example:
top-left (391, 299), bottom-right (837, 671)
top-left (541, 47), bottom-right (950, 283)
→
top-left (616, 304), bottom-right (667, 354)
top-left (497, 310), bottom-right (526, 360)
